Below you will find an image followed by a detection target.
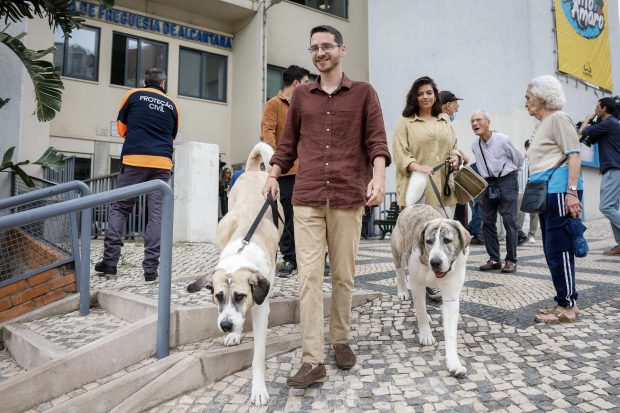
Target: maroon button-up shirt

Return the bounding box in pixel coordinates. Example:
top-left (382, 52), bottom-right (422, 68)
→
top-left (270, 74), bottom-right (391, 208)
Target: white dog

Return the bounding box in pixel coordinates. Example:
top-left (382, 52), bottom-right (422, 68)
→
top-left (187, 142), bottom-right (282, 406)
top-left (391, 172), bottom-right (471, 377)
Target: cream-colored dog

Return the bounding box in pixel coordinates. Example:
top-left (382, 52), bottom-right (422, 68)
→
top-left (187, 141), bottom-right (283, 406)
top-left (391, 173), bottom-right (471, 377)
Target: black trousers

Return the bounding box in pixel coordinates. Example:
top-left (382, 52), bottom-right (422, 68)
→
top-left (278, 175), bottom-right (296, 263)
top-left (481, 172), bottom-right (519, 263)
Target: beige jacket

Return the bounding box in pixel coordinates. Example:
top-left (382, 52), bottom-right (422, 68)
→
top-left (392, 113), bottom-right (461, 208)
top-left (261, 91), bottom-right (299, 175)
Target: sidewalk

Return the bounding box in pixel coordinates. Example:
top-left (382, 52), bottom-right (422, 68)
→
top-left (6, 218), bottom-right (616, 412)
top-left (129, 218), bottom-right (620, 413)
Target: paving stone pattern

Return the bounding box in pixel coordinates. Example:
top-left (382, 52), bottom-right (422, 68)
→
top-left (3, 218), bottom-right (619, 412)
top-left (145, 218), bottom-right (620, 413)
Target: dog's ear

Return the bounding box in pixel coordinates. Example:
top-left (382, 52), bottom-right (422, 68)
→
top-left (418, 221), bottom-right (431, 263)
top-left (187, 273), bottom-right (213, 293)
top-left (249, 272), bottom-right (271, 305)
top-left (450, 220), bottom-right (472, 252)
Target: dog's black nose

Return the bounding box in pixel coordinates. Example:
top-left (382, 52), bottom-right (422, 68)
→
top-left (430, 258), bottom-right (442, 270)
top-left (220, 320), bottom-right (233, 332)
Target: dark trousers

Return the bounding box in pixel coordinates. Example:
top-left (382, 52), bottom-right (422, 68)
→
top-left (481, 172), bottom-right (519, 263)
top-left (103, 165), bottom-right (171, 272)
top-left (278, 175), bottom-right (296, 263)
top-left (468, 197), bottom-right (482, 236)
top-left (539, 192), bottom-right (581, 308)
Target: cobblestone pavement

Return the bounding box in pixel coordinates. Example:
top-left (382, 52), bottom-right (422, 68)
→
top-left (3, 218), bottom-right (620, 412)
top-left (143, 218), bottom-right (620, 413)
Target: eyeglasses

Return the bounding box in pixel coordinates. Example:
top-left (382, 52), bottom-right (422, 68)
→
top-left (308, 43), bottom-right (340, 54)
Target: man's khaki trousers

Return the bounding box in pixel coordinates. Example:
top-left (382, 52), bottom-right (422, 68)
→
top-left (293, 205), bottom-right (363, 365)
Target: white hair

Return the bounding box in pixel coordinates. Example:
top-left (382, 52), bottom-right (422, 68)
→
top-left (527, 75), bottom-right (566, 110)
top-left (472, 110), bottom-right (492, 121)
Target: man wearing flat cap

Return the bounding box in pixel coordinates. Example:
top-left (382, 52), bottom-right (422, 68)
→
top-left (440, 90), bottom-right (463, 121)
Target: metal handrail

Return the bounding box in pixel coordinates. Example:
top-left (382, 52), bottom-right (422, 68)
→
top-left (0, 180), bottom-right (174, 359)
top-left (0, 181), bottom-right (91, 289)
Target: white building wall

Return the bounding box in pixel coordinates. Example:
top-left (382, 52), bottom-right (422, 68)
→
top-left (369, 0), bottom-right (620, 220)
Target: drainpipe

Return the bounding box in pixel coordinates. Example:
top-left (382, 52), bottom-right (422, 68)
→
top-left (261, 0), bottom-right (283, 103)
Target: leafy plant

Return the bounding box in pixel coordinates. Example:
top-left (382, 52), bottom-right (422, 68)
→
top-left (1, 146), bottom-right (64, 187)
top-left (0, 0), bottom-right (114, 121)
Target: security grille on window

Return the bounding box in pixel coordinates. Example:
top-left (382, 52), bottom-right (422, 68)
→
top-left (289, 0), bottom-right (348, 19)
top-left (53, 25), bottom-right (100, 81)
top-left (111, 33), bottom-right (168, 88)
top-left (178, 47), bottom-right (227, 102)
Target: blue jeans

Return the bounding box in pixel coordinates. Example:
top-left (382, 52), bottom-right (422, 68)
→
top-left (599, 168), bottom-right (620, 246)
top-left (468, 197), bottom-right (482, 235)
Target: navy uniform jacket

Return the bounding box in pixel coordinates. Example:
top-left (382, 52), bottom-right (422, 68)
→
top-left (117, 84), bottom-right (179, 170)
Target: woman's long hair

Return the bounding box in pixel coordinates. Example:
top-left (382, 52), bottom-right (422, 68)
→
top-left (402, 76), bottom-right (442, 118)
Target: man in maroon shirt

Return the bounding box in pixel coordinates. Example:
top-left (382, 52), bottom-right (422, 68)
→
top-left (263, 25), bottom-right (391, 388)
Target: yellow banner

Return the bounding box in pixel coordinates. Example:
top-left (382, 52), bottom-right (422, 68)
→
top-left (555, 0), bottom-right (613, 90)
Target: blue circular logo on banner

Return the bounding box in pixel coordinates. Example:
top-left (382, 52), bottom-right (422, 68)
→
top-left (561, 0), bottom-right (605, 39)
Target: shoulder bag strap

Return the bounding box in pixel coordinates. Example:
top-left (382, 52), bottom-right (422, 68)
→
top-left (478, 140), bottom-right (494, 178)
top-left (545, 156), bottom-right (569, 182)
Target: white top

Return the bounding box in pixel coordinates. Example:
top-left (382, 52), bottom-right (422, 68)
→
top-left (471, 132), bottom-right (524, 178)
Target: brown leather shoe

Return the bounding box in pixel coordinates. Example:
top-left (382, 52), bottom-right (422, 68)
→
top-left (333, 343), bottom-right (356, 370)
top-left (479, 260), bottom-right (502, 271)
top-left (286, 363), bottom-right (326, 388)
top-left (603, 246), bottom-right (620, 256)
top-left (501, 261), bottom-right (517, 273)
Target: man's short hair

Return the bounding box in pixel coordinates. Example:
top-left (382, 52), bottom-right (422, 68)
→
top-left (310, 25), bottom-right (343, 45)
top-left (283, 65), bottom-right (310, 87)
top-left (439, 91), bottom-right (463, 104)
top-left (599, 97), bottom-right (616, 116)
top-left (144, 68), bottom-right (166, 86)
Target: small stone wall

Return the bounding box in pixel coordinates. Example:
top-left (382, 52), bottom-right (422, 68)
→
top-left (0, 229), bottom-right (76, 323)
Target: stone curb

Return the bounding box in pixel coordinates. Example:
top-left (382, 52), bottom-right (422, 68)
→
top-left (2, 323), bottom-right (66, 370)
top-left (0, 314), bottom-right (158, 413)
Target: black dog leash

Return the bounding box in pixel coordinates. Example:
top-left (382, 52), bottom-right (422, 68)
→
top-left (237, 193), bottom-right (285, 253)
top-left (426, 161), bottom-right (450, 218)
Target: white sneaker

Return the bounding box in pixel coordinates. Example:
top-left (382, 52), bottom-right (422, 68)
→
top-left (528, 235), bottom-right (536, 244)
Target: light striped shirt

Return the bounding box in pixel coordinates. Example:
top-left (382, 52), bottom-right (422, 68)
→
top-left (471, 132), bottom-right (524, 179)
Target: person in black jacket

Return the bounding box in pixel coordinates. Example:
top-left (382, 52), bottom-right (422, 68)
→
top-left (94, 68), bottom-right (179, 281)
top-left (579, 97), bottom-right (620, 256)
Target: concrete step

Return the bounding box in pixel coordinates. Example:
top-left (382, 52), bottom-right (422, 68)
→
top-left (0, 285), bottom-right (381, 413)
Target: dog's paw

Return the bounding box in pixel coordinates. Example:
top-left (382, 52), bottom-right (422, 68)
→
top-left (396, 288), bottom-right (410, 301)
top-left (418, 326), bottom-right (436, 346)
top-left (223, 332), bottom-right (241, 346)
top-left (250, 382), bottom-right (269, 406)
top-left (446, 359), bottom-right (467, 378)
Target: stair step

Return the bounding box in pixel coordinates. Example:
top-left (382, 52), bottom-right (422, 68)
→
top-left (23, 307), bottom-right (130, 351)
top-left (0, 348), bottom-right (24, 382)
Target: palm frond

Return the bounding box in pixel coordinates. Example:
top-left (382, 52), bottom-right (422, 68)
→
top-left (0, 31), bottom-right (63, 121)
top-left (0, 0), bottom-right (114, 36)
top-left (0, 97), bottom-right (9, 109)
top-left (33, 146), bottom-right (65, 170)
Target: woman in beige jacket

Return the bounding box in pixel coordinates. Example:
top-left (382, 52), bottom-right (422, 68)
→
top-left (393, 76), bottom-right (462, 217)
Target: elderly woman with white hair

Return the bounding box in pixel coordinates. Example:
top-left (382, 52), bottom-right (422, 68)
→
top-left (525, 75), bottom-right (583, 323)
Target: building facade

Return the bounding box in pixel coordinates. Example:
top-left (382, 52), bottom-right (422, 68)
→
top-left (369, 0), bottom-right (620, 220)
top-left (0, 0), bottom-right (367, 197)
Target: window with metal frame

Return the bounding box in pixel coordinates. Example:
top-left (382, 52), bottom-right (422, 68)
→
top-left (288, 0), bottom-right (348, 19)
top-left (266, 64), bottom-right (317, 101)
top-left (53, 25), bottom-right (100, 81)
top-left (111, 32), bottom-right (168, 88)
top-left (178, 47), bottom-right (228, 102)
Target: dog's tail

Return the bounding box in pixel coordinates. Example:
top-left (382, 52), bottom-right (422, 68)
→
top-left (405, 171), bottom-right (428, 206)
top-left (246, 142), bottom-right (274, 172)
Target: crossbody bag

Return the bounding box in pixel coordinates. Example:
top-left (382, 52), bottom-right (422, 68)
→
top-left (520, 157), bottom-right (568, 214)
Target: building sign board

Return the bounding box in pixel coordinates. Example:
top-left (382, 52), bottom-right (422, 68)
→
top-left (72, 0), bottom-right (233, 50)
